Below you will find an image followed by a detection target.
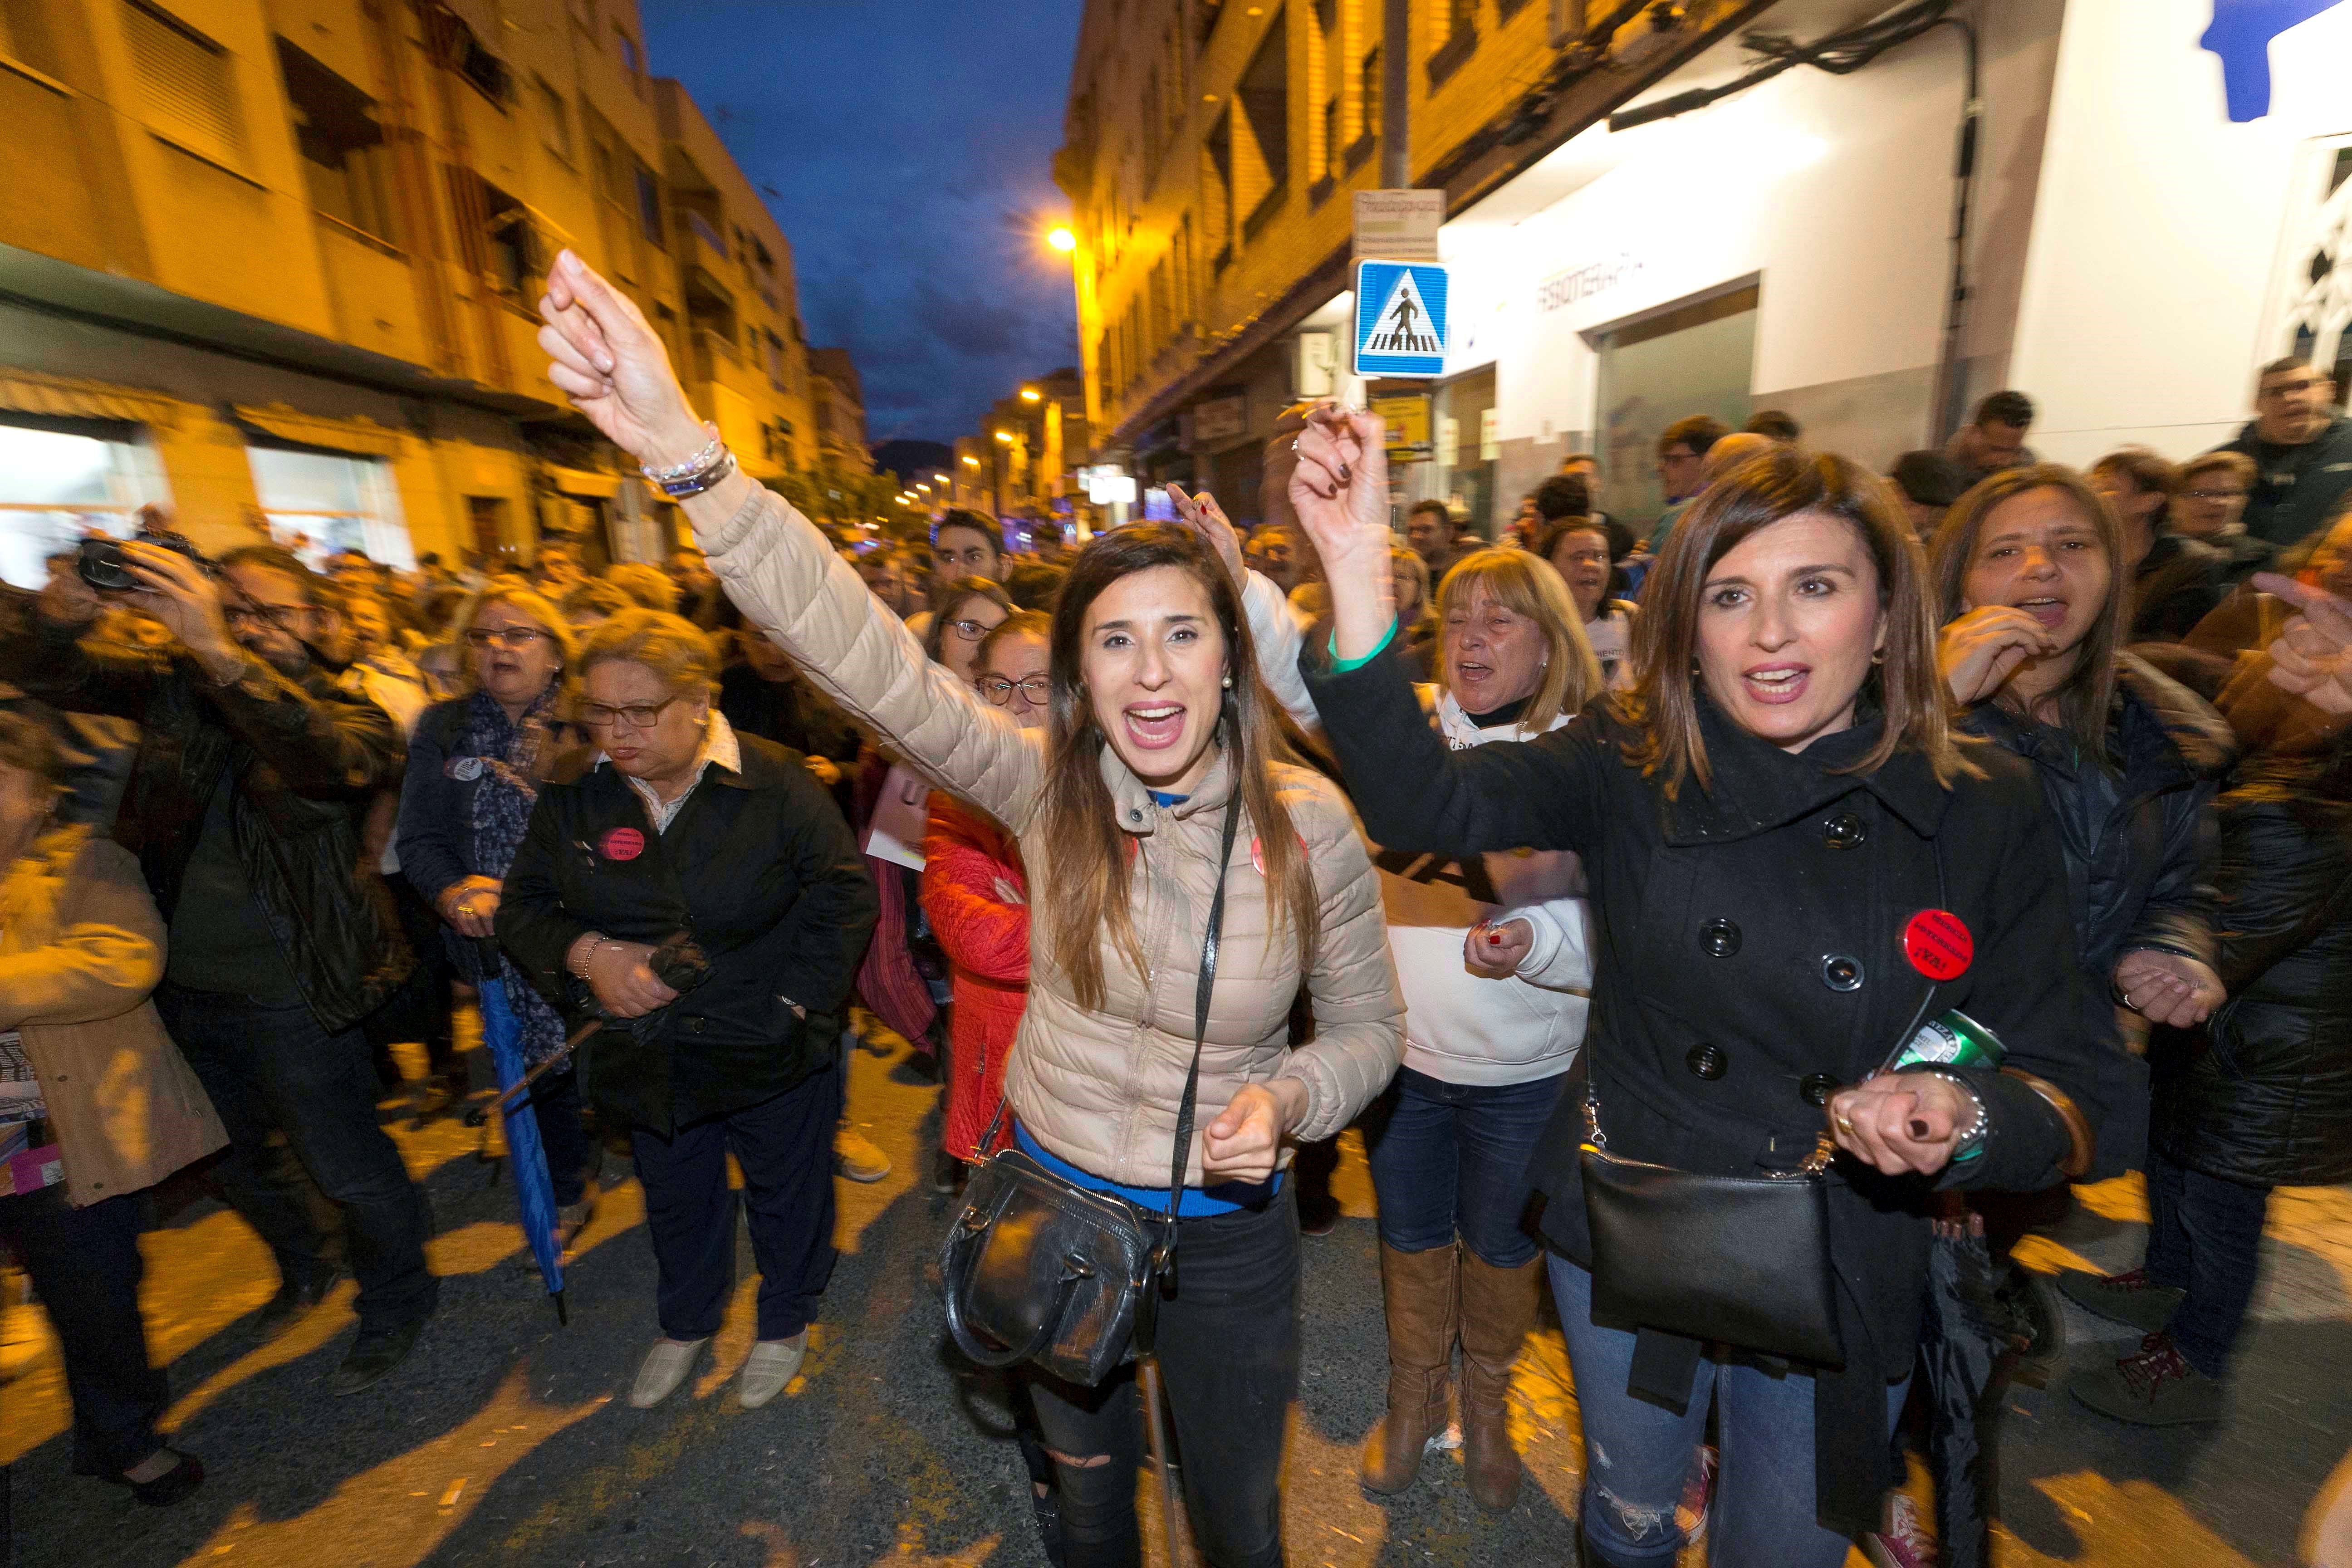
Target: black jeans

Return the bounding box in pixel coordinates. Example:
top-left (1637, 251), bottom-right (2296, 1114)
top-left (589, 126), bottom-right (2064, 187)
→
top-left (0, 1188), bottom-right (167, 1475)
top-left (2144, 1147), bottom-right (2272, 1376)
top-left (629, 1063), bottom-right (840, 1341)
top-left (158, 985), bottom-right (438, 1333)
top-left (1023, 1191), bottom-right (1302, 1568)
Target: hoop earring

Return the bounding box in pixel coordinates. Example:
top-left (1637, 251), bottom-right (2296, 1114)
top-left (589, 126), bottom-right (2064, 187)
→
top-left (1870, 650), bottom-right (1885, 665)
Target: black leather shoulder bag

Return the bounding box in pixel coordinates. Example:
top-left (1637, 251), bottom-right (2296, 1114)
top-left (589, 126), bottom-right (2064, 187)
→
top-left (1579, 1083), bottom-right (1846, 1367)
top-left (941, 796), bottom-right (1242, 1387)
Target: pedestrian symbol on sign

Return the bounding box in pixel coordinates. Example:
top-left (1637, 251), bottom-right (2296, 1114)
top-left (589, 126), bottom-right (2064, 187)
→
top-left (1353, 260), bottom-right (1449, 378)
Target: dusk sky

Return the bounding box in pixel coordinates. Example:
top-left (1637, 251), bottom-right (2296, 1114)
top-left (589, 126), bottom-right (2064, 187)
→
top-left (642, 0), bottom-right (1088, 449)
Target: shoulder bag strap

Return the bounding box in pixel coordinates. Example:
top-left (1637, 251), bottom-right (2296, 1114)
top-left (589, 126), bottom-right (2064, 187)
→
top-left (1159, 794), bottom-right (1245, 1253)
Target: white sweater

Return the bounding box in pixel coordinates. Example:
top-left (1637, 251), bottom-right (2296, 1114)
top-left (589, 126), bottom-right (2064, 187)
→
top-left (1243, 572), bottom-right (1593, 1086)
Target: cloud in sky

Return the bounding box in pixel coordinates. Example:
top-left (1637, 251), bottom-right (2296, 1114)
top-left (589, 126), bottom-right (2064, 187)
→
top-left (642, 0), bottom-right (1086, 446)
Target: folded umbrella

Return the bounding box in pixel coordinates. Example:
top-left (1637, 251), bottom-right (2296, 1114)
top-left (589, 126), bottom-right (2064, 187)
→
top-left (473, 939), bottom-right (568, 1325)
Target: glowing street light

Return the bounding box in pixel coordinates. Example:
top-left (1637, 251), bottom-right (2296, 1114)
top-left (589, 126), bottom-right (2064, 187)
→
top-left (1020, 387), bottom-right (1042, 402)
top-left (1047, 225), bottom-right (1077, 254)
top-left (993, 430), bottom-right (1013, 443)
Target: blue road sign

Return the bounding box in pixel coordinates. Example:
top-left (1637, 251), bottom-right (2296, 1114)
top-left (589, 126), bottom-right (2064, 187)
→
top-left (1354, 260), bottom-right (1449, 378)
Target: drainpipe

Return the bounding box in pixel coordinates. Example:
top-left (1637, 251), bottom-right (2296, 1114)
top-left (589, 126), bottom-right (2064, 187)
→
top-left (1381, 0), bottom-right (1411, 187)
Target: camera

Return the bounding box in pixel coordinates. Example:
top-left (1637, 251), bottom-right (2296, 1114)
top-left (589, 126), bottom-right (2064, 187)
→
top-left (78, 523), bottom-right (210, 591)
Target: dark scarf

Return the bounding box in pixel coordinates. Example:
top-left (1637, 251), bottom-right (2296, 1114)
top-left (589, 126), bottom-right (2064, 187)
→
top-left (453, 688), bottom-right (569, 1065)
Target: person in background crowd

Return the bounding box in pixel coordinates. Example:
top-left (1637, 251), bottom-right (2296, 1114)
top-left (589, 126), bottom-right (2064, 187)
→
top-left (608, 561), bottom-right (681, 613)
top-left (499, 609), bottom-right (878, 1412)
top-left (1029, 518), bottom-right (1069, 565)
top-left (0, 712), bottom-right (225, 1506)
top-left (2186, 500), bottom-right (2352, 686)
top-left (1538, 513), bottom-right (1639, 690)
top-left (1406, 500), bottom-right (1477, 582)
top-left (1945, 390), bottom-right (2039, 485)
top-left (1888, 450), bottom-right (1974, 542)
top-left (1560, 451), bottom-right (1638, 565)
top-left (1389, 545), bottom-right (1439, 682)
top-left (1703, 431), bottom-right (1779, 482)
top-left (1245, 521), bottom-right (1307, 597)
top-left (534, 246), bottom-right (1403, 1568)
top-left (1294, 421), bottom-right (2113, 1568)
top-left (927, 510), bottom-right (1005, 603)
top-left (2059, 600), bottom-right (2352, 1426)
top-left (668, 545), bottom-right (722, 613)
top-left (1509, 493), bottom-right (1544, 550)
top-left (921, 609), bottom-right (1051, 1195)
top-left (1006, 560), bottom-right (1068, 613)
top-left (2172, 451), bottom-right (2274, 586)
top-left (856, 548), bottom-right (922, 619)
top-left (926, 578), bottom-right (1015, 687)
top-left (1647, 414), bottom-right (1730, 552)
top-left (0, 543), bottom-right (436, 1396)
top-left (1744, 408), bottom-right (1802, 443)
top-left (326, 586), bottom-right (432, 737)
top-left (2090, 448), bottom-right (2229, 641)
top-left (397, 586), bottom-right (602, 1242)
top-left (2215, 358), bottom-right (2352, 550)
top-left (533, 538), bottom-right (586, 597)
top-left (561, 576), bottom-right (637, 631)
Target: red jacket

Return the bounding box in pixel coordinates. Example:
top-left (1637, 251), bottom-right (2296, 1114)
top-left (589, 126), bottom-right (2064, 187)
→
top-left (920, 793), bottom-right (1029, 1159)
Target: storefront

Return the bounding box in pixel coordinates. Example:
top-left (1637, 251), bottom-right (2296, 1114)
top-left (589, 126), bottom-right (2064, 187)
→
top-left (0, 413), bottom-right (169, 588)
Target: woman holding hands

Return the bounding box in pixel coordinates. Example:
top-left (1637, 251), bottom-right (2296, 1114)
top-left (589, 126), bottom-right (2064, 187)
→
top-left (531, 250), bottom-right (1402, 1568)
top-left (1289, 415), bottom-right (2113, 1567)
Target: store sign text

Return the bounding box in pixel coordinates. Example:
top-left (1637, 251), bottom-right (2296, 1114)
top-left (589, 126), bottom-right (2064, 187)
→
top-left (1537, 251), bottom-right (1645, 313)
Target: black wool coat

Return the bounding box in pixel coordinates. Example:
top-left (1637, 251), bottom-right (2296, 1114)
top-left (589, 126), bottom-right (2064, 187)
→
top-left (497, 733), bottom-right (879, 1135)
top-left (1307, 644), bottom-right (2114, 1538)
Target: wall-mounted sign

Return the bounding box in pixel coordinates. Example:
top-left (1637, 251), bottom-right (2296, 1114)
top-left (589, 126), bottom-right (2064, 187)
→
top-left (1295, 331), bottom-right (1337, 397)
top-left (1355, 260), bottom-right (1450, 379)
top-left (1191, 393), bottom-right (1249, 446)
top-left (1536, 250), bottom-right (1646, 313)
top-left (1354, 189), bottom-right (1444, 263)
top-left (1371, 392), bottom-right (1433, 465)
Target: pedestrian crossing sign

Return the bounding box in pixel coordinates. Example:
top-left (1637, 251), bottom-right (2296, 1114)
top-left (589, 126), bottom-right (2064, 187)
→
top-left (1353, 260), bottom-right (1449, 378)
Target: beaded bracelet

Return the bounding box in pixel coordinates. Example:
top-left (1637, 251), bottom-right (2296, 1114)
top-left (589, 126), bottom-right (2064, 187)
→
top-left (653, 446), bottom-right (735, 499)
top-left (640, 424), bottom-right (723, 482)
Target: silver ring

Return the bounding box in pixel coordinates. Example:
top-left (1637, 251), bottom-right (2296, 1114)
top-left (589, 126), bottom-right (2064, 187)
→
top-left (2122, 992), bottom-right (2136, 1009)
top-left (1290, 439), bottom-right (1300, 452)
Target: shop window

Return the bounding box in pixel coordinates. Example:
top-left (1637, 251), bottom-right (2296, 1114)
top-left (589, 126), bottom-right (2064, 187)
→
top-left (122, 0), bottom-right (244, 167)
top-left (277, 39), bottom-right (395, 245)
top-left (248, 445), bottom-right (412, 569)
top-left (1591, 284), bottom-right (1759, 530)
top-left (0, 418), bottom-right (165, 590)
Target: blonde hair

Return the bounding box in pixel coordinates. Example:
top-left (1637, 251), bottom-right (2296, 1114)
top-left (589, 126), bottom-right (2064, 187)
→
top-left (1435, 548), bottom-right (1602, 731)
top-left (578, 608), bottom-right (721, 702)
top-left (1389, 544), bottom-right (1436, 642)
top-left (606, 562), bottom-right (679, 612)
top-left (454, 585), bottom-right (580, 706)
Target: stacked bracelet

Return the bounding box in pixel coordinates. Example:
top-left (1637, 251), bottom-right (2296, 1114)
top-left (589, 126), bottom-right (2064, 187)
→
top-left (641, 425), bottom-right (723, 482)
top-left (651, 446), bottom-right (735, 499)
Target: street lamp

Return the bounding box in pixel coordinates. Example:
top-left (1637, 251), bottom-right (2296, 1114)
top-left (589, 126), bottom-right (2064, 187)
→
top-left (1047, 225), bottom-right (1076, 254)
top-left (961, 455), bottom-right (981, 467)
top-left (994, 430), bottom-right (1013, 443)
top-left (1020, 387), bottom-right (1042, 403)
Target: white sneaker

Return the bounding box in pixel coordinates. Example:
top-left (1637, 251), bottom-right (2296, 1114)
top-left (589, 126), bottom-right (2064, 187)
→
top-left (738, 1332), bottom-right (808, 1409)
top-left (628, 1337), bottom-right (708, 1409)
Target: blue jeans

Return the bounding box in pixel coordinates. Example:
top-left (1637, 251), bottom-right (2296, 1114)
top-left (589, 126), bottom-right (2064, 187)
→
top-left (1361, 1066), bottom-right (1566, 1265)
top-left (1548, 1256), bottom-right (1906, 1568)
top-left (2144, 1147), bottom-right (2271, 1376)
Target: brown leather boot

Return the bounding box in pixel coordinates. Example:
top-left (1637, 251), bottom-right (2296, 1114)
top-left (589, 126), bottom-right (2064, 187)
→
top-left (1358, 1241), bottom-right (1457, 1493)
top-left (1458, 1250), bottom-right (1541, 1512)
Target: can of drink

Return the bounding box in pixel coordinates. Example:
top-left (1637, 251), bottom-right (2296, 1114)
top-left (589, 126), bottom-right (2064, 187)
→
top-left (1888, 1009), bottom-right (2004, 1071)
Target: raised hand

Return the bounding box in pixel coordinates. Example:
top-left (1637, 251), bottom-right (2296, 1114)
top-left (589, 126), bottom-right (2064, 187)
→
top-left (2255, 571), bottom-right (2352, 717)
top-left (1289, 404), bottom-right (1396, 659)
top-left (1938, 606), bottom-right (2060, 706)
top-left (124, 542), bottom-right (242, 680)
top-left (1167, 484), bottom-right (1245, 590)
top-left (537, 250), bottom-right (709, 470)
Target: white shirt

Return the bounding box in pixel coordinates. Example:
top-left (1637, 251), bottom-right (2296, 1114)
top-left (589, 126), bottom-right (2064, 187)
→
top-left (599, 710), bottom-right (743, 835)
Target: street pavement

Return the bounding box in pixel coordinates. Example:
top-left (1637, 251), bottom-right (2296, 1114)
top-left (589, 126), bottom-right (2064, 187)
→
top-left (5, 1014), bottom-right (2348, 1568)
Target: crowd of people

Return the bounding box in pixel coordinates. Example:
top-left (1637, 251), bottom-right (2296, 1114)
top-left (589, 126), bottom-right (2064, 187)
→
top-left (3, 241), bottom-right (2351, 1568)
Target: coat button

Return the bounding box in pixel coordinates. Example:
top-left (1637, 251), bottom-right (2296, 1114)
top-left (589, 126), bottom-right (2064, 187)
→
top-left (1686, 1043), bottom-right (1728, 1080)
top-left (1800, 1073), bottom-right (1838, 1107)
top-left (1822, 954), bottom-right (1864, 992)
top-left (1824, 812), bottom-right (1867, 849)
top-left (1699, 917), bottom-right (1742, 958)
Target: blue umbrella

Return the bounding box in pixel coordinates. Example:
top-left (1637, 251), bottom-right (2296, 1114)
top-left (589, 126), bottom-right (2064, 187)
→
top-left (473, 940), bottom-right (568, 1325)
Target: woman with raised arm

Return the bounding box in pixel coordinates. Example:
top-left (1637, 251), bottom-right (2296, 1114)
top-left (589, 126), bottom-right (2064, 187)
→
top-left (1289, 413), bottom-right (2114, 1568)
top-left (533, 251), bottom-right (1402, 1568)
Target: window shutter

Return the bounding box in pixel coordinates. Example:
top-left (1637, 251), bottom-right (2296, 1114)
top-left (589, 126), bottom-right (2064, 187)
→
top-left (122, 0), bottom-right (242, 166)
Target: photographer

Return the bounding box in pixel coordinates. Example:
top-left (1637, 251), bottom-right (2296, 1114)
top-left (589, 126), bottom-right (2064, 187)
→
top-left (0, 539), bottom-right (435, 1396)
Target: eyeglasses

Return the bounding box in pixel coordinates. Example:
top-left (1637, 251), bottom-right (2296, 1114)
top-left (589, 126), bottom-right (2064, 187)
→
top-left (976, 674), bottom-right (1051, 706)
top-left (224, 603), bottom-right (309, 630)
top-left (2183, 488), bottom-right (2249, 501)
top-left (580, 696), bottom-right (681, 731)
top-left (946, 617), bottom-right (1000, 642)
top-left (466, 626), bottom-right (550, 649)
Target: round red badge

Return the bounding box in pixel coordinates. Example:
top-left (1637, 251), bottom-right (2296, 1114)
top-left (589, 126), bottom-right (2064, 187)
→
top-left (599, 826), bottom-right (646, 862)
top-left (1902, 908), bottom-right (1973, 981)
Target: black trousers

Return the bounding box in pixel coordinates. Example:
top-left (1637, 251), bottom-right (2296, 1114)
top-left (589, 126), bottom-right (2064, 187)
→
top-left (629, 1063), bottom-right (840, 1342)
top-left (0, 1188), bottom-right (168, 1475)
top-left (374, 873), bottom-right (461, 1082)
top-left (159, 986), bottom-right (438, 1333)
top-left (1023, 1190), bottom-right (1303, 1568)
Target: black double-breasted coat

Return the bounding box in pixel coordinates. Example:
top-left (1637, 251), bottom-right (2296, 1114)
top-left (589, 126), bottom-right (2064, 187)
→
top-left (1308, 645), bottom-right (2118, 1536)
top-left (497, 734), bottom-right (878, 1136)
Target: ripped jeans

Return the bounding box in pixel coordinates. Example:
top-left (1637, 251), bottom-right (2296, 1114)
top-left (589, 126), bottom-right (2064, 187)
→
top-left (1023, 1192), bottom-right (1300, 1568)
top-left (1548, 1255), bottom-right (1907, 1568)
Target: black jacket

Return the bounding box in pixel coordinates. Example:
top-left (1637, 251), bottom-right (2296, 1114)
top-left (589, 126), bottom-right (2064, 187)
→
top-left (1306, 644), bottom-right (2112, 1538)
top-left (2129, 532), bottom-right (2227, 642)
top-left (496, 732), bottom-right (878, 1134)
top-left (0, 594), bottom-right (412, 1033)
top-left (2151, 760), bottom-right (2352, 1189)
top-left (2220, 414), bottom-right (2352, 549)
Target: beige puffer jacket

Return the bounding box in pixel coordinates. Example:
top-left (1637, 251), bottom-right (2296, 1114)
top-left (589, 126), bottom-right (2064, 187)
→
top-left (700, 487), bottom-right (1403, 1186)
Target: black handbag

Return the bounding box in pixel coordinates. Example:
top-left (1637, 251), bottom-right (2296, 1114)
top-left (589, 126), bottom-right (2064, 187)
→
top-left (1578, 1085), bottom-right (1847, 1367)
top-left (940, 798), bottom-right (1242, 1387)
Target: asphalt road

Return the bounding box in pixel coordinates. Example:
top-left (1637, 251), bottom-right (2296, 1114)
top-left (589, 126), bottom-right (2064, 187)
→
top-left (6, 1016), bottom-right (2348, 1568)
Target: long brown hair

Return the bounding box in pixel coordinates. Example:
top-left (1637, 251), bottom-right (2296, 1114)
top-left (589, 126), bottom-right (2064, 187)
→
top-left (1039, 525), bottom-right (1319, 1011)
top-left (1622, 446), bottom-right (1967, 795)
top-left (1436, 547), bottom-right (1602, 731)
top-left (1929, 464), bottom-right (2126, 763)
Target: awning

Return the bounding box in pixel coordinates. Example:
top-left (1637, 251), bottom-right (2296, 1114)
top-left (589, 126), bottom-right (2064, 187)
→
top-left (547, 465), bottom-right (621, 499)
top-left (0, 370), bottom-right (178, 426)
top-left (233, 403), bottom-right (405, 458)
